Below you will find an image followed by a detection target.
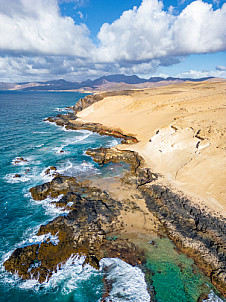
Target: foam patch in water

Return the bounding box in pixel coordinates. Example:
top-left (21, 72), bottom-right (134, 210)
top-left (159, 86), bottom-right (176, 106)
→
top-left (99, 257), bottom-right (150, 302)
top-left (31, 194), bottom-right (68, 216)
top-left (53, 132), bottom-right (92, 154)
top-left (4, 173), bottom-right (31, 183)
top-left (107, 139), bottom-right (120, 147)
top-left (1, 254), bottom-right (99, 296)
top-left (12, 157), bottom-right (30, 166)
top-left (57, 160), bottom-right (99, 177)
top-left (203, 290), bottom-right (225, 302)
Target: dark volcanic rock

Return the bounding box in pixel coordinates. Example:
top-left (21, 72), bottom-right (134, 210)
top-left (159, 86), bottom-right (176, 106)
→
top-left (45, 92), bottom-right (138, 144)
top-left (44, 166), bottom-right (57, 175)
top-left (140, 184), bottom-right (226, 295)
top-left (13, 174), bottom-right (21, 178)
top-left (14, 157), bottom-right (28, 164)
top-left (29, 175), bottom-right (79, 200)
top-left (84, 146), bottom-right (226, 295)
top-left (4, 244), bottom-right (39, 280)
top-left (5, 176), bottom-right (143, 283)
top-left (86, 147), bottom-right (141, 172)
top-left (46, 114), bottom-right (138, 144)
top-left (86, 147), bottom-right (157, 186)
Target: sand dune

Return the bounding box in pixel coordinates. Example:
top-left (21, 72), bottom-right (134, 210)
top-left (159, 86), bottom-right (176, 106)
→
top-left (76, 80), bottom-right (226, 216)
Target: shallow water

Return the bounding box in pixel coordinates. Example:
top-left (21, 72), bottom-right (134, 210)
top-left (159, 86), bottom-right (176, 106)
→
top-left (0, 91), bottom-right (224, 302)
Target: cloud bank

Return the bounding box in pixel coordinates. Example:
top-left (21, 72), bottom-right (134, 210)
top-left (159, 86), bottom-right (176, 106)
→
top-left (97, 0), bottom-right (226, 63)
top-left (0, 0), bottom-right (225, 81)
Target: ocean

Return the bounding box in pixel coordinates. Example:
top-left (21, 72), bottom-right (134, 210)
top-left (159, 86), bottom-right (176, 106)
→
top-left (0, 91), bottom-right (224, 302)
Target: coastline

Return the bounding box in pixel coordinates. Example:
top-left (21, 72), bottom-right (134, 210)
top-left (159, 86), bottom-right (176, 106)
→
top-left (4, 82), bottom-right (226, 298)
top-left (62, 81), bottom-right (226, 295)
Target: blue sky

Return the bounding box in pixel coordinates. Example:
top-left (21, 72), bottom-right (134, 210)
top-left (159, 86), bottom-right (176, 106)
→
top-left (0, 0), bottom-right (225, 82)
top-left (59, 0), bottom-right (225, 37)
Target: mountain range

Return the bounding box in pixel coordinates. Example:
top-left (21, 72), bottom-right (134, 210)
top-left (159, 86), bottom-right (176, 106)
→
top-left (0, 74), bottom-right (214, 92)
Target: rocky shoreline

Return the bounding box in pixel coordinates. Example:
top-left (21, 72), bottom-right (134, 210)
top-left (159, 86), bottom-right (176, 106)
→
top-left (86, 147), bottom-right (226, 295)
top-left (5, 174), bottom-right (144, 284)
top-left (4, 92), bottom-right (226, 298)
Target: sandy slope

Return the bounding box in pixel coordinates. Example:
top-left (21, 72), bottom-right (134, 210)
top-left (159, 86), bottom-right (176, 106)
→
top-left (76, 80), bottom-right (226, 217)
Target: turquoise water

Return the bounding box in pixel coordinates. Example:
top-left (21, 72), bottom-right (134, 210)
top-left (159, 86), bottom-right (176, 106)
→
top-left (0, 91), bottom-right (225, 302)
top-left (0, 91), bottom-right (124, 302)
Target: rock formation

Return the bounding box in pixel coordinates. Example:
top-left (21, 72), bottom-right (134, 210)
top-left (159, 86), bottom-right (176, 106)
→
top-left (4, 175), bottom-right (144, 283)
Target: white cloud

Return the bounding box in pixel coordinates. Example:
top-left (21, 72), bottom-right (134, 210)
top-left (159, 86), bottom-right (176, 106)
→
top-left (216, 65), bottom-right (226, 71)
top-left (0, 0), bottom-right (225, 82)
top-left (77, 11), bottom-right (84, 19)
top-left (59, 0), bottom-right (88, 5)
top-left (97, 0), bottom-right (226, 63)
top-left (0, 0), bottom-right (94, 57)
top-left (177, 69), bottom-right (226, 79)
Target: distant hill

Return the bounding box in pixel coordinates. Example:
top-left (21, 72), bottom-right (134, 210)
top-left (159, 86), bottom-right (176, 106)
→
top-left (0, 74), bottom-right (214, 92)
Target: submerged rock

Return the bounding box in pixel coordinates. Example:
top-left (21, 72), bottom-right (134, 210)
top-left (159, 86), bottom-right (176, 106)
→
top-left (44, 166), bottom-right (57, 175)
top-left (14, 157), bottom-right (28, 164)
top-left (13, 174), bottom-right (21, 178)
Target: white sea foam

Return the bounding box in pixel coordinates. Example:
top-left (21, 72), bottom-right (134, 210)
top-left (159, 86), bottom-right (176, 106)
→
top-left (203, 290), bottom-right (225, 302)
top-left (107, 139), bottom-right (119, 147)
top-left (1, 254), bottom-right (151, 301)
top-left (99, 258), bottom-right (150, 302)
top-left (24, 232), bottom-right (60, 247)
top-left (40, 166), bottom-right (58, 182)
top-left (32, 194), bottom-right (68, 216)
top-left (54, 107), bottom-right (74, 113)
top-left (61, 125), bottom-right (74, 132)
top-left (53, 132), bottom-right (92, 154)
top-left (1, 254), bottom-right (97, 295)
top-left (40, 255), bottom-right (95, 294)
top-left (5, 163), bottom-right (53, 184)
top-left (36, 143), bottom-right (44, 148)
top-left (4, 173), bottom-right (31, 183)
top-left (53, 144), bottom-right (68, 154)
top-left (54, 107), bottom-right (65, 112)
top-left (57, 160), bottom-right (99, 177)
top-left (65, 132), bottom-right (91, 144)
top-left (12, 157), bottom-right (30, 166)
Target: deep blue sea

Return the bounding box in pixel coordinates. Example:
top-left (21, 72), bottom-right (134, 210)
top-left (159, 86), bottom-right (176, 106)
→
top-left (0, 91), bottom-right (224, 302)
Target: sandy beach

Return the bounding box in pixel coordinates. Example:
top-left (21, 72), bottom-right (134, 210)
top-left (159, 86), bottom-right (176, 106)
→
top-left (76, 80), bottom-right (226, 218)
top-left (4, 81), bottom-right (226, 298)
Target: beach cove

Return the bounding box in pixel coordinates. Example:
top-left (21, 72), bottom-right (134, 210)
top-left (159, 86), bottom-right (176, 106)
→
top-left (2, 82), bottom-right (226, 301)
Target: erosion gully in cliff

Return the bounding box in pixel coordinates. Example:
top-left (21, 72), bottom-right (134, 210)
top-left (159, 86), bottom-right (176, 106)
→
top-left (4, 91), bottom-right (226, 298)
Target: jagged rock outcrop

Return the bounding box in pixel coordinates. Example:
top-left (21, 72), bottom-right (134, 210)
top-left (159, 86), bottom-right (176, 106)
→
top-left (86, 147), bottom-right (158, 186)
top-left (46, 114), bottom-right (138, 144)
top-left (4, 175), bottom-right (144, 283)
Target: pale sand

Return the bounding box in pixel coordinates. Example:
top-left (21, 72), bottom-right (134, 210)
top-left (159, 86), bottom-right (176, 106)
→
top-left (75, 80), bottom-right (226, 217)
top-left (89, 176), bottom-right (162, 241)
